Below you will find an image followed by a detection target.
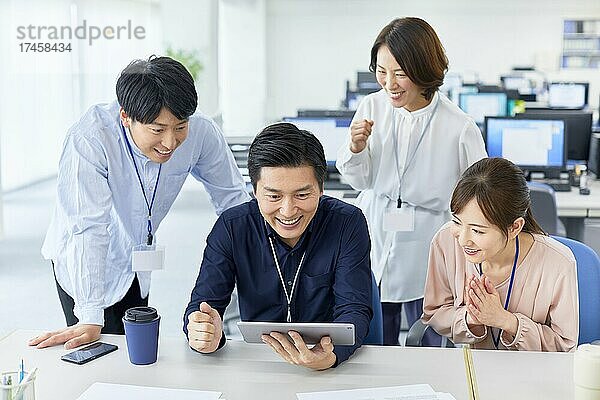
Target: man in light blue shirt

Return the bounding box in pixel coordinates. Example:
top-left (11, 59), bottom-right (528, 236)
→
top-left (29, 56), bottom-right (250, 350)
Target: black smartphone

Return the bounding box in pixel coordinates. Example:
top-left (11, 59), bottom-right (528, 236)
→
top-left (60, 342), bottom-right (118, 365)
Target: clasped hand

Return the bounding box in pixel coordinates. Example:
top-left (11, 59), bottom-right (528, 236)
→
top-left (465, 275), bottom-right (512, 330)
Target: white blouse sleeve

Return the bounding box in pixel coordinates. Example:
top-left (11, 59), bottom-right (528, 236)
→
top-left (458, 119), bottom-right (487, 172)
top-left (336, 98), bottom-right (375, 191)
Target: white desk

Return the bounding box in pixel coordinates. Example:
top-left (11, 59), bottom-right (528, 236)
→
top-left (554, 180), bottom-right (600, 217)
top-left (551, 180), bottom-right (600, 241)
top-left (327, 179), bottom-right (600, 242)
top-left (1, 330), bottom-right (574, 400)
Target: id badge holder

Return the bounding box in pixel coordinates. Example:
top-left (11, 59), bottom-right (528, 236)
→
top-left (383, 204), bottom-right (415, 232)
top-left (131, 244), bottom-right (165, 271)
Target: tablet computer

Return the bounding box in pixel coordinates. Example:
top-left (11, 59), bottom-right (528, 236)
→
top-left (237, 321), bottom-right (355, 346)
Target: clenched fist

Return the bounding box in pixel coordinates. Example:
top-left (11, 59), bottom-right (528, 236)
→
top-left (350, 119), bottom-right (374, 153)
top-left (187, 302), bottom-right (223, 353)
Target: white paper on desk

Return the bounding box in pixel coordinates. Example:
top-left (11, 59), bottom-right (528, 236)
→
top-left (435, 394), bottom-right (456, 400)
top-left (76, 382), bottom-right (222, 400)
top-left (296, 383), bottom-right (455, 400)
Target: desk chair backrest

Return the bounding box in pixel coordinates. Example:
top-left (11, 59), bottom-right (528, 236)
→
top-left (363, 271), bottom-right (383, 345)
top-left (552, 236), bottom-right (600, 344)
top-left (528, 182), bottom-right (559, 235)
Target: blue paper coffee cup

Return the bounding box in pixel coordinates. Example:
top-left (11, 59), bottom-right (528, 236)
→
top-left (123, 306), bottom-right (160, 365)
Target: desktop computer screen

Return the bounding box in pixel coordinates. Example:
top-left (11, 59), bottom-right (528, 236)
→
top-left (518, 110), bottom-right (593, 161)
top-left (484, 117), bottom-right (566, 171)
top-left (344, 91), bottom-right (366, 110)
top-left (282, 117), bottom-right (351, 165)
top-left (548, 82), bottom-right (589, 109)
top-left (449, 85), bottom-right (477, 104)
top-left (501, 76), bottom-right (533, 95)
top-left (297, 109), bottom-right (356, 119)
top-left (356, 71), bottom-right (380, 91)
top-left (459, 92), bottom-right (508, 124)
top-left (440, 73), bottom-right (463, 95)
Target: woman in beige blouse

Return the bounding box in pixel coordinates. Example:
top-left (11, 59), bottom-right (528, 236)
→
top-left (423, 157), bottom-right (578, 351)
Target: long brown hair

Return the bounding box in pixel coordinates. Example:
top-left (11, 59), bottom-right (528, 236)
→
top-left (369, 17), bottom-right (448, 101)
top-left (450, 158), bottom-right (546, 239)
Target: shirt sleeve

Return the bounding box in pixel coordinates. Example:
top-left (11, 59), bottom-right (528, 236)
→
top-left (335, 98), bottom-right (374, 191)
top-left (190, 119), bottom-right (251, 215)
top-left (422, 235), bottom-right (488, 345)
top-left (183, 216), bottom-right (236, 349)
top-left (57, 132), bottom-right (112, 326)
top-left (500, 265), bottom-right (579, 352)
top-left (331, 209), bottom-right (373, 366)
top-left (458, 119), bottom-right (487, 172)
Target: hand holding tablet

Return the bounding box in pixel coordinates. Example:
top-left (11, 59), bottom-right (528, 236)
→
top-left (237, 322), bottom-right (355, 346)
top-left (238, 322), bottom-right (353, 371)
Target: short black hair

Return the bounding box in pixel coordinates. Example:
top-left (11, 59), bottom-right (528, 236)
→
top-left (247, 123), bottom-right (327, 190)
top-left (116, 55), bottom-right (197, 124)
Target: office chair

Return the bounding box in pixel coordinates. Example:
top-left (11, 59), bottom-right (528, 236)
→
top-left (552, 236), bottom-right (600, 345)
top-left (406, 236), bottom-right (600, 347)
top-left (405, 319), bottom-right (453, 348)
top-left (405, 319), bottom-right (430, 347)
top-left (363, 271), bottom-right (384, 345)
top-left (528, 182), bottom-right (566, 236)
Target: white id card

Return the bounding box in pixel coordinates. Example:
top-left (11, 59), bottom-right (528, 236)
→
top-left (383, 205), bottom-right (415, 232)
top-left (131, 244), bottom-right (165, 271)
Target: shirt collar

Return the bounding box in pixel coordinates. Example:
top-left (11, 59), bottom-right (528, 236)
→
top-left (118, 116), bottom-right (148, 160)
top-left (397, 91), bottom-right (439, 118)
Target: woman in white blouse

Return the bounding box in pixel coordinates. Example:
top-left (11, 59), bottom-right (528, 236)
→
top-left (336, 17), bottom-right (487, 345)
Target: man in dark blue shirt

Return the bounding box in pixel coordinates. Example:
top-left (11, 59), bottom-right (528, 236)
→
top-left (184, 122), bottom-right (372, 370)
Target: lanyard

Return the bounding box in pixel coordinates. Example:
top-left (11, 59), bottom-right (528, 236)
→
top-left (391, 100), bottom-right (438, 208)
top-left (476, 235), bottom-right (519, 349)
top-left (268, 236), bottom-right (306, 322)
top-left (120, 122), bottom-right (162, 246)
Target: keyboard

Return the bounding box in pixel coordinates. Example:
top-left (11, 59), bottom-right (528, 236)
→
top-left (342, 191), bottom-right (360, 199)
top-left (324, 181), bottom-right (353, 190)
top-left (546, 181), bottom-right (572, 192)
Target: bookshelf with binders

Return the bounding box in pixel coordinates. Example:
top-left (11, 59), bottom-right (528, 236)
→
top-left (562, 19), bottom-right (600, 68)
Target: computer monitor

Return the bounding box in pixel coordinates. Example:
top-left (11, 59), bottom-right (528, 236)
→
top-left (459, 92), bottom-right (508, 124)
top-left (297, 109), bottom-right (356, 119)
top-left (484, 117), bottom-right (566, 173)
top-left (356, 71), bottom-right (379, 91)
top-left (517, 110), bottom-right (593, 161)
top-left (548, 82), bottom-right (589, 109)
top-left (344, 91), bottom-right (365, 110)
top-left (440, 73), bottom-right (463, 95)
top-left (501, 75), bottom-right (534, 94)
top-left (477, 84), bottom-right (504, 93)
top-left (449, 84), bottom-right (477, 104)
top-left (282, 117), bottom-right (351, 165)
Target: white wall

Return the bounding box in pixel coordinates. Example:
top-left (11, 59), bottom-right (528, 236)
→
top-left (2, 0), bottom-right (600, 191)
top-left (264, 0), bottom-right (600, 122)
top-left (0, 0), bottom-right (163, 192)
top-left (160, 0), bottom-right (219, 117)
top-left (0, 0), bottom-right (78, 192)
top-left (219, 0), bottom-right (268, 136)
top-left (74, 0), bottom-right (163, 112)
top-left (0, 0), bottom-right (216, 192)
